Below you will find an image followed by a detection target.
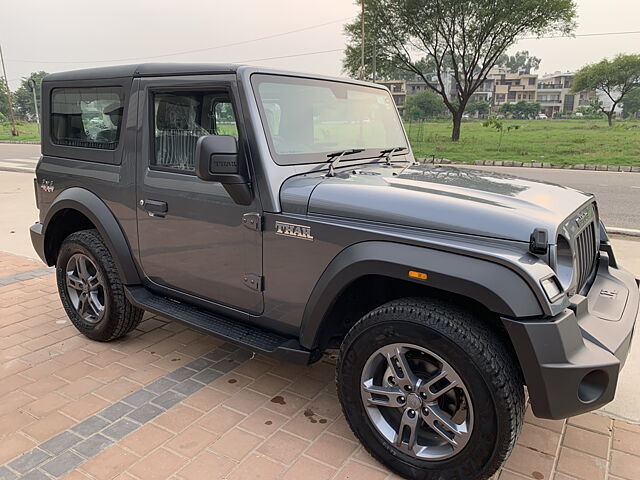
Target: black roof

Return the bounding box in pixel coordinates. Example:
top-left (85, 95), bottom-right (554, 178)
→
top-left (44, 63), bottom-right (240, 82)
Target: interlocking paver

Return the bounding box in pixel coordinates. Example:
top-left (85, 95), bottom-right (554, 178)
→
top-left (40, 450), bottom-right (84, 477)
top-left (101, 418), bottom-right (140, 441)
top-left (7, 448), bottom-right (50, 474)
top-left (0, 466), bottom-right (17, 480)
top-left (150, 390), bottom-right (185, 410)
top-left (70, 415), bottom-right (110, 438)
top-left (126, 403), bottom-right (164, 423)
top-left (121, 389), bottom-right (156, 407)
top-left (73, 434), bottom-right (114, 458)
top-left (40, 431), bottom-right (83, 455)
top-left (98, 401), bottom-right (135, 423)
top-left (1, 251), bottom-right (640, 480)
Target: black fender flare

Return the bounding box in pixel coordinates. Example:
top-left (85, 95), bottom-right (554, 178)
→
top-left (43, 187), bottom-right (140, 284)
top-left (299, 241), bottom-right (544, 349)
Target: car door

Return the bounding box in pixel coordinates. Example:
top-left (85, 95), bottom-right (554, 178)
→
top-left (135, 75), bottom-right (263, 314)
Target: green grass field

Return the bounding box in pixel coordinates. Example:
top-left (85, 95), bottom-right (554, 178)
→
top-left (0, 121), bottom-right (41, 142)
top-left (3, 119), bottom-right (639, 166)
top-left (406, 119), bottom-right (640, 166)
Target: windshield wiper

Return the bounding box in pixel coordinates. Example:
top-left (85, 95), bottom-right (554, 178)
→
top-left (380, 146), bottom-right (407, 165)
top-left (326, 148), bottom-right (365, 177)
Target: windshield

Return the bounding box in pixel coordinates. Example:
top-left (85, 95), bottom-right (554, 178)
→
top-left (251, 74), bottom-right (408, 165)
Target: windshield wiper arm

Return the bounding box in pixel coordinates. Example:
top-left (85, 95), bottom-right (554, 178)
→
top-left (380, 146), bottom-right (407, 165)
top-left (326, 148), bottom-right (365, 177)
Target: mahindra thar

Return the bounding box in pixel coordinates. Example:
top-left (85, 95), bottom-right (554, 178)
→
top-left (30, 64), bottom-right (638, 479)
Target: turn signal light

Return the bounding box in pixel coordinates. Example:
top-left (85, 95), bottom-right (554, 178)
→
top-left (408, 270), bottom-right (428, 281)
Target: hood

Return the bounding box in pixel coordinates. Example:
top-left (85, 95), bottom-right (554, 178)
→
top-left (280, 164), bottom-right (594, 243)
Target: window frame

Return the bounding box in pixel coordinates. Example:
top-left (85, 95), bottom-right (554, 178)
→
top-left (148, 86), bottom-right (240, 176)
top-left (41, 78), bottom-right (130, 164)
top-left (50, 86), bottom-right (125, 151)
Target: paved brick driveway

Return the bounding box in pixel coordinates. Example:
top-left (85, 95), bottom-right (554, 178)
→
top-left (1, 251), bottom-right (639, 480)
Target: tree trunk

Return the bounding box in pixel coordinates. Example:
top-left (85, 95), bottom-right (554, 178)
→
top-left (451, 112), bottom-right (463, 141)
top-left (606, 111), bottom-right (613, 127)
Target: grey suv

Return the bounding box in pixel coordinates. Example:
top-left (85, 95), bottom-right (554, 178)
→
top-left (30, 63), bottom-right (638, 480)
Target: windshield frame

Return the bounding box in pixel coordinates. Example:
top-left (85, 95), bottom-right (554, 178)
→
top-left (250, 73), bottom-right (409, 166)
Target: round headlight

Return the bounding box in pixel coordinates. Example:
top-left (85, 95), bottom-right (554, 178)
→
top-left (556, 235), bottom-right (574, 289)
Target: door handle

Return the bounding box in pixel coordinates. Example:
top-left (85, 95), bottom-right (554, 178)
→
top-left (142, 199), bottom-right (168, 214)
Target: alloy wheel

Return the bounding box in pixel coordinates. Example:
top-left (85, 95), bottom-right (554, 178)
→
top-left (360, 343), bottom-right (474, 460)
top-left (65, 253), bottom-right (106, 324)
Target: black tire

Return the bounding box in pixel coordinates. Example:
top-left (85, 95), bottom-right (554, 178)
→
top-left (337, 297), bottom-right (524, 480)
top-left (56, 229), bottom-right (143, 341)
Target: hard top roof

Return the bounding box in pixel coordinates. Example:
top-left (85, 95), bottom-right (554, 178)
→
top-left (43, 63), bottom-right (240, 82)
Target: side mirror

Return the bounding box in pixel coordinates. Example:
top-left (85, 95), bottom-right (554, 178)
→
top-left (195, 135), bottom-right (253, 205)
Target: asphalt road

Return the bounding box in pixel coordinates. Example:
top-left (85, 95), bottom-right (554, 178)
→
top-left (1, 143), bottom-right (639, 229)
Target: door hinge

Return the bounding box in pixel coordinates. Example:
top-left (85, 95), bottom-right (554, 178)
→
top-left (242, 213), bottom-right (262, 231)
top-left (243, 273), bottom-right (264, 292)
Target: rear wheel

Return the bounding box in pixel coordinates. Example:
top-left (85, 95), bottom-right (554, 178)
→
top-left (337, 297), bottom-right (524, 480)
top-left (56, 229), bottom-right (143, 341)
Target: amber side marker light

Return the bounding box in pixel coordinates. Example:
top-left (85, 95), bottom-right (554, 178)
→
top-left (408, 270), bottom-right (428, 280)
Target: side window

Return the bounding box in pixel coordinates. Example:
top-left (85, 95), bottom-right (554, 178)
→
top-left (51, 87), bottom-right (124, 150)
top-left (152, 91), bottom-right (238, 172)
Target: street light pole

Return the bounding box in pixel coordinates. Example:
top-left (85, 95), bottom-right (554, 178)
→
top-left (0, 42), bottom-right (19, 137)
top-left (360, 0), bottom-right (365, 80)
top-left (29, 78), bottom-right (40, 130)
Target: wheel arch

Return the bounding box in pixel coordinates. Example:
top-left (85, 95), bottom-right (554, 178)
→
top-left (43, 188), bottom-right (140, 284)
top-left (299, 241), bottom-right (544, 351)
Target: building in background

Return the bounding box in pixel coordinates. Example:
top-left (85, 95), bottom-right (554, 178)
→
top-left (378, 68), bottom-right (597, 117)
top-left (490, 68), bottom-right (538, 108)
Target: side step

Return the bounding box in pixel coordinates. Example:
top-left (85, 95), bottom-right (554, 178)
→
top-left (125, 286), bottom-right (311, 364)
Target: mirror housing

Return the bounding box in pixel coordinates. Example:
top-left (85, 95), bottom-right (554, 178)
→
top-left (195, 135), bottom-right (252, 205)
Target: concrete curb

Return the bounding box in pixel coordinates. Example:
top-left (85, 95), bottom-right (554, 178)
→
top-left (608, 227), bottom-right (640, 238)
top-left (419, 157), bottom-right (640, 173)
top-left (0, 140), bottom-right (40, 144)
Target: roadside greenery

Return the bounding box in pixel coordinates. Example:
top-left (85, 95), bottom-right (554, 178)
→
top-left (343, 0), bottom-right (577, 141)
top-left (404, 90), bottom-right (447, 120)
top-left (572, 55), bottom-right (640, 127)
top-left (405, 119), bottom-right (640, 166)
top-left (0, 121), bottom-right (40, 141)
top-left (3, 119), bottom-right (639, 167)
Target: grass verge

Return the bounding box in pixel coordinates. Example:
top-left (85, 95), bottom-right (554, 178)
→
top-left (406, 119), bottom-right (640, 166)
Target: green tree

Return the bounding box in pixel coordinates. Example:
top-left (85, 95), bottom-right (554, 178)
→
top-left (622, 88), bottom-right (640, 119)
top-left (466, 100), bottom-right (491, 116)
top-left (483, 117), bottom-right (520, 151)
top-left (496, 50), bottom-right (541, 74)
top-left (572, 55), bottom-right (640, 126)
top-left (343, 0), bottom-right (576, 141)
top-left (13, 71), bottom-right (48, 121)
top-left (0, 80), bottom-right (9, 118)
top-left (512, 101), bottom-right (540, 119)
top-left (404, 89), bottom-right (446, 120)
top-left (499, 103), bottom-right (514, 116)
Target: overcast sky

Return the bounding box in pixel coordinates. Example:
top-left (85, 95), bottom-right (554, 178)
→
top-left (2, 0), bottom-right (639, 89)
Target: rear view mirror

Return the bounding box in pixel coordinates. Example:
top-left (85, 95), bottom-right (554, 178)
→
top-left (195, 135), bottom-right (253, 205)
top-left (195, 135), bottom-right (240, 181)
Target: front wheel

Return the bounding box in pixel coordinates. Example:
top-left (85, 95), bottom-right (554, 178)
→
top-left (337, 298), bottom-right (524, 480)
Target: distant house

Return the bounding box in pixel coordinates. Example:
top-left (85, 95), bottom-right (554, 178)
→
top-left (378, 68), bottom-right (597, 118)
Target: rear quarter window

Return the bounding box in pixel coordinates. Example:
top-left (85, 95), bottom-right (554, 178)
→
top-left (51, 87), bottom-right (124, 150)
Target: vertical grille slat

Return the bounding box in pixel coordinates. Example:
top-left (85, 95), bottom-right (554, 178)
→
top-left (574, 221), bottom-right (596, 292)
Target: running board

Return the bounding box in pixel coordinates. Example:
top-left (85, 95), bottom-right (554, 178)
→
top-left (125, 286), bottom-right (311, 364)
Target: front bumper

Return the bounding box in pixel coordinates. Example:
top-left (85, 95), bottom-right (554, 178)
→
top-left (503, 251), bottom-right (639, 419)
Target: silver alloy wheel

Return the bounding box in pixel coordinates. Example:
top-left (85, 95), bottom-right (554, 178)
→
top-left (360, 343), bottom-right (474, 460)
top-left (65, 253), bottom-right (106, 324)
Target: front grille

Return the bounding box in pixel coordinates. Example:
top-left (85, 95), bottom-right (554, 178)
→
top-left (575, 221), bottom-right (597, 291)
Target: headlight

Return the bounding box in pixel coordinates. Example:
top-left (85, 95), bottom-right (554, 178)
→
top-left (541, 275), bottom-right (563, 301)
top-left (555, 235), bottom-right (574, 289)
